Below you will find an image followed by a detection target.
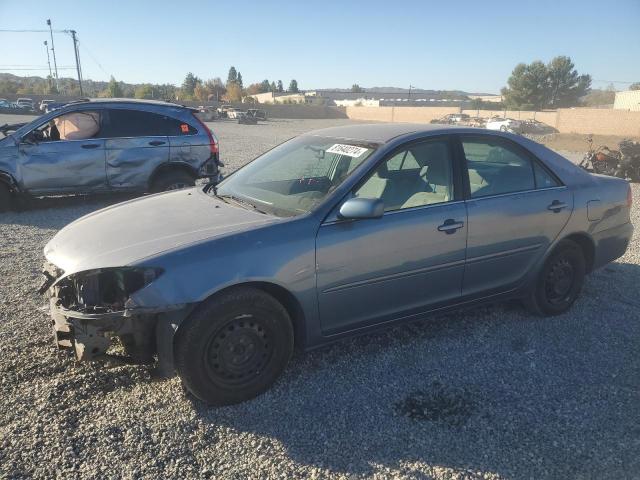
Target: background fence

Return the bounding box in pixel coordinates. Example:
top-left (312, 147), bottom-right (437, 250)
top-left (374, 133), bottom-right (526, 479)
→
top-left (345, 106), bottom-right (640, 137)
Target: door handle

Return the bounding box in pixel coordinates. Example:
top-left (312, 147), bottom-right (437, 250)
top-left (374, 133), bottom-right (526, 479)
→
top-left (148, 140), bottom-right (166, 146)
top-left (548, 200), bottom-right (568, 213)
top-left (81, 143), bottom-right (99, 149)
top-left (438, 219), bottom-right (464, 234)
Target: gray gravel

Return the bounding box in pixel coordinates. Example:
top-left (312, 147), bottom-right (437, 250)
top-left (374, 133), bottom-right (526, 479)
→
top-left (1, 119), bottom-right (639, 479)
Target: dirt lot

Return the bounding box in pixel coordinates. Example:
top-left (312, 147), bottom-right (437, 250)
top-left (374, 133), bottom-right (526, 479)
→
top-left (1, 118), bottom-right (639, 479)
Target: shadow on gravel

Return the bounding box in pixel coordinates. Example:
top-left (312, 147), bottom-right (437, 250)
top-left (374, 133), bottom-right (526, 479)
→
top-left (186, 264), bottom-right (640, 478)
top-left (0, 193), bottom-right (139, 228)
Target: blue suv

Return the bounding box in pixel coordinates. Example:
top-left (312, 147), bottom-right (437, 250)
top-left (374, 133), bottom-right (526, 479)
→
top-left (0, 99), bottom-right (221, 210)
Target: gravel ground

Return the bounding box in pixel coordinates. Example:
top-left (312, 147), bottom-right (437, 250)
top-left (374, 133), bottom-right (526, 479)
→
top-left (1, 119), bottom-right (639, 480)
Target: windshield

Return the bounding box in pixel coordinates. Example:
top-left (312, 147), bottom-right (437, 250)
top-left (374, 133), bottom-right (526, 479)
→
top-left (213, 135), bottom-right (377, 217)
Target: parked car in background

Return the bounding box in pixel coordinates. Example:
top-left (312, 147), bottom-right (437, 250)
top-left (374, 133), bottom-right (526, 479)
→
top-left (197, 106), bottom-right (218, 121)
top-left (226, 108), bottom-right (245, 119)
top-left (216, 104), bottom-right (234, 117)
top-left (430, 113), bottom-right (469, 125)
top-left (0, 99), bottom-right (11, 108)
top-left (0, 98), bottom-right (222, 210)
top-left (39, 99), bottom-right (56, 112)
top-left (44, 101), bottom-right (67, 113)
top-left (246, 109), bottom-right (267, 121)
top-left (39, 123), bottom-right (633, 406)
top-left (486, 117), bottom-right (523, 133)
top-left (16, 98), bottom-right (35, 110)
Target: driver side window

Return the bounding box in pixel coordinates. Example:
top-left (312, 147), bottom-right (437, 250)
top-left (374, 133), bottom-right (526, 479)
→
top-left (27, 111), bottom-right (102, 143)
top-left (354, 140), bottom-right (454, 212)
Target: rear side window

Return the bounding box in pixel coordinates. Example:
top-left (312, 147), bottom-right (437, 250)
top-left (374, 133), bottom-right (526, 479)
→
top-left (102, 109), bottom-right (197, 138)
top-left (462, 138), bottom-right (535, 198)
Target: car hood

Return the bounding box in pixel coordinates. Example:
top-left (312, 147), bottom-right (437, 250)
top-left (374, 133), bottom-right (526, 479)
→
top-left (44, 188), bottom-right (278, 275)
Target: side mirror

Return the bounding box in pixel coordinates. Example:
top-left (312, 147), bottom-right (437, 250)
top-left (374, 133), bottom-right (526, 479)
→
top-left (338, 197), bottom-right (384, 220)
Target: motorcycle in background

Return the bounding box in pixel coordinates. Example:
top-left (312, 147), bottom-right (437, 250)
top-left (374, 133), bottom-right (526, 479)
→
top-left (579, 135), bottom-right (640, 182)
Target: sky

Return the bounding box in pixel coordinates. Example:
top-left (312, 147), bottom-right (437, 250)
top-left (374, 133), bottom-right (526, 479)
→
top-left (1, 0), bottom-right (639, 93)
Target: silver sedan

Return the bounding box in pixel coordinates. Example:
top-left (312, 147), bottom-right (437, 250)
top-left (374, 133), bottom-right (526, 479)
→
top-left (41, 124), bottom-right (633, 405)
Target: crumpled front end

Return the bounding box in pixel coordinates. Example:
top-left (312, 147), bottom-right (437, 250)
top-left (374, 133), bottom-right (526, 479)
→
top-left (41, 261), bottom-right (191, 370)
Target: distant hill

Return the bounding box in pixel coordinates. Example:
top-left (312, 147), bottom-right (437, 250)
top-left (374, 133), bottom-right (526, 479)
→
top-left (0, 73), bottom-right (146, 97)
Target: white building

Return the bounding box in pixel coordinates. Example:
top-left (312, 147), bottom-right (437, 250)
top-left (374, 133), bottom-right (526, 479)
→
top-left (614, 90), bottom-right (640, 111)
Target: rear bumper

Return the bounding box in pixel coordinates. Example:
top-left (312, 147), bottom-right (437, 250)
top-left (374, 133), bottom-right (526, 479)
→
top-left (593, 222), bottom-right (634, 270)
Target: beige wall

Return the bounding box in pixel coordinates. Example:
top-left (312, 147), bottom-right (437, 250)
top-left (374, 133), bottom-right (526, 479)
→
top-left (555, 108), bottom-right (640, 136)
top-left (346, 105), bottom-right (640, 136)
top-left (345, 106), bottom-right (458, 123)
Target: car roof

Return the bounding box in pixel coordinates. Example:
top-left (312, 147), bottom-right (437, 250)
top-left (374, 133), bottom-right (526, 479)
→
top-left (303, 123), bottom-right (469, 144)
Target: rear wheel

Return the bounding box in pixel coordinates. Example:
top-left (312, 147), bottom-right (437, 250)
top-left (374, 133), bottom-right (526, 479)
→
top-left (150, 170), bottom-right (195, 193)
top-left (174, 287), bottom-right (294, 406)
top-left (500, 125), bottom-right (508, 132)
top-left (525, 240), bottom-right (586, 316)
top-left (0, 183), bottom-right (13, 212)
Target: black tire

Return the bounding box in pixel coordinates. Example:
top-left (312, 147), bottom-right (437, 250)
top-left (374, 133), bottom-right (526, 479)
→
top-left (500, 125), bottom-right (508, 132)
top-left (525, 240), bottom-right (586, 316)
top-left (174, 287), bottom-right (294, 406)
top-left (0, 183), bottom-right (13, 212)
top-left (150, 170), bottom-right (195, 193)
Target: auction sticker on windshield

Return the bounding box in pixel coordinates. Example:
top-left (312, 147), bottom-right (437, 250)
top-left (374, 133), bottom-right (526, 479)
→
top-left (326, 144), bottom-right (369, 158)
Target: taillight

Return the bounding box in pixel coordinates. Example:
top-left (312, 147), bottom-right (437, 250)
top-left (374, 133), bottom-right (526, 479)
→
top-left (627, 185), bottom-right (633, 208)
top-left (193, 113), bottom-right (219, 157)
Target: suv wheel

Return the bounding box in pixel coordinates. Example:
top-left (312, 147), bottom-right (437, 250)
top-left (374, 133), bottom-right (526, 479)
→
top-left (174, 287), bottom-right (294, 406)
top-left (0, 184), bottom-right (13, 212)
top-left (151, 170), bottom-right (195, 193)
top-left (525, 240), bottom-right (586, 316)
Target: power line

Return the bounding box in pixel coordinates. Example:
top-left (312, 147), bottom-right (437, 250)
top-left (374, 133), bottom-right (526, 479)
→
top-left (0, 29), bottom-right (69, 33)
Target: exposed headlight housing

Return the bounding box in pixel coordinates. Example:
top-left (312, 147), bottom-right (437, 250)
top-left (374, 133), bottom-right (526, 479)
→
top-left (57, 267), bottom-right (163, 313)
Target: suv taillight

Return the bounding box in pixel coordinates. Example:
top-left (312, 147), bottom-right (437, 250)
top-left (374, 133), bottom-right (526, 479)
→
top-left (193, 114), bottom-right (219, 157)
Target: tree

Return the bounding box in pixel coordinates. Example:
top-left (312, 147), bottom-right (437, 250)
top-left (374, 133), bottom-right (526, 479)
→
top-left (501, 61), bottom-right (549, 110)
top-left (501, 56), bottom-right (591, 110)
top-left (288, 79), bottom-right (299, 93)
top-left (181, 72), bottom-right (201, 98)
top-left (227, 67), bottom-right (238, 85)
top-left (276, 80), bottom-right (283, 92)
top-left (270, 81), bottom-right (277, 92)
top-left (106, 76), bottom-right (123, 97)
top-left (194, 83), bottom-right (210, 102)
top-left (630, 82), bottom-right (640, 91)
top-left (223, 82), bottom-right (243, 102)
top-left (258, 79), bottom-right (270, 93)
top-left (546, 56), bottom-right (591, 108)
top-left (205, 77), bottom-right (226, 101)
top-left (134, 84), bottom-right (154, 99)
top-left (245, 83), bottom-right (262, 95)
top-left (351, 84), bottom-right (364, 93)
top-left (236, 72), bottom-right (243, 89)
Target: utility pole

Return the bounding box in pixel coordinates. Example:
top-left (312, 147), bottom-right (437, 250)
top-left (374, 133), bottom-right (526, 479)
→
top-left (46, 19), bottom-right (59, 92)
top-left (70, 30), bottom-right (83, 96)
top-left (408, 84), bottom-right (414, 101)
top-left (43, 40), bottom-right (53, 90)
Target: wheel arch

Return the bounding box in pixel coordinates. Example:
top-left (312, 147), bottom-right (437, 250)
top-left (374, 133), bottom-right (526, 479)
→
top-left (0, 170), bottom-right (19, 193)
top-left (179, 281), bottom-right (308, 350)
top-left (148, 162), bottom-right (198, 190)
top-left (561, 232), bottom-right (596, 273)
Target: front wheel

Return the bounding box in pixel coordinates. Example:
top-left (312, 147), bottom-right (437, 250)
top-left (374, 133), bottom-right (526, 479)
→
top-left (525, 240), bottom-right (586, 316)
top-left (174, 287), bottom-right (294, 406)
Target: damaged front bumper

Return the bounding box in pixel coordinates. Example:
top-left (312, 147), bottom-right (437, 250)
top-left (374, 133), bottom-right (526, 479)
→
top-left (42, 262), bottom-right (192, 372)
